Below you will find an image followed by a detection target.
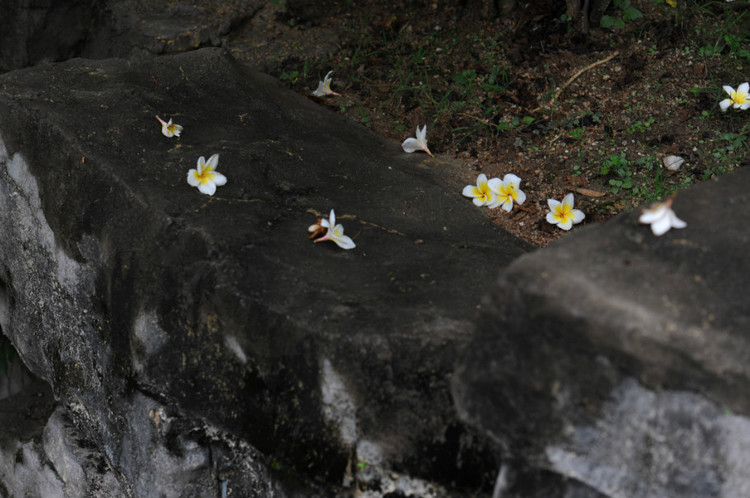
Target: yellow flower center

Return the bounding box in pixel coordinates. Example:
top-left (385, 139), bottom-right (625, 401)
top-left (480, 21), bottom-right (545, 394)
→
top-left (732, 90), bottom-right (747, 105)
top-left (554, 204), bottom-right (572, 223)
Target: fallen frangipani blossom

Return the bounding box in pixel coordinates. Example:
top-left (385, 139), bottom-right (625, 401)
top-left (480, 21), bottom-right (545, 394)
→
top-left (308, 209), bottom-right (356, 250)
top-left (462, 173), bottom-right (497, 206)
top-left (155, 115), bottom-right (183, 137)
top-left (488, 173), bottom-right (526, 211)
top-left (546, 193), bottom-right (585, 231)
top-left (719, 82), bottom-right (750, 111)
top-left (187, 154), bottom-right (226, 196)
top-left (638, 195), bottom-right (686, 236)
top-left (312, 70), bottom-right (341, 97)
top-left (401, 125), bottom-right (434, 157)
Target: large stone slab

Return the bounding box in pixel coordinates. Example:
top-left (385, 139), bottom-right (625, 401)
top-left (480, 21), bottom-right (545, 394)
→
top-left (454, 168), bottom-right (750, 497)
top-left (0, 48), bottom-right (530, 495)
top-left (0, 1), bottom-right (268, 73)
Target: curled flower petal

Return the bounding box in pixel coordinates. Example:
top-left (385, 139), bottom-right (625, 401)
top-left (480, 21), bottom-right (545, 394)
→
top-left (312, 70), bottom-right (341, 97)
top-left (310, 209), bottom-right (356, 250)
top-left (156, 115), bottom-right (183, 137)
top-left (639, 196), bottom-right (686, 236)
top-left (401, 125), bottom-right (433, 156)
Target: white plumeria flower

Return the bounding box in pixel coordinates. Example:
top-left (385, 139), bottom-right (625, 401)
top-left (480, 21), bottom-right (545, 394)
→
top-left (312, 71), bottom-right (341, 97)
top-left (187, 154), bottom-right (227, 196)
top-left (719, 82), bottom-right (750, 111)
top-left (401, 125), bottom-right (434, 157)
top-left (546, 193), bottom-right (585, 230)
top-left (462, 174), bottom-right (497, 207)
top-left (155, 115), bottom-right (183, 137)
top-left (638, 195), bottom-right (686, 236)
top-left (308, 209), bottom-right (356, 250)
top-left (487, 173), bottom-right (526, 212)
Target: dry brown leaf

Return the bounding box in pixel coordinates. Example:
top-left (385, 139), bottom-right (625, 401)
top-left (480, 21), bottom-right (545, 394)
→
top-left (565, 186), bottom-right (606, 198)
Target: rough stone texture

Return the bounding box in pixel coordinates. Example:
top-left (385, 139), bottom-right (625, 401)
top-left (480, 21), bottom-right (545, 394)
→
top-left (454, 168), bottom-right (750, 497)
top-left (0, 47), bottom-right (530, 495)
top-left (0, 0), bottom-right (95, 73)
top-left (0, 1), bottom-right (272, 73)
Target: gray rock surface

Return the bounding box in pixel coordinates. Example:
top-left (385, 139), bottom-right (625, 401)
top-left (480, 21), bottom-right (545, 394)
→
top-left (0, 47), bottom-right (529, 495)
top-left (454, 168), bottom-right (750, 497)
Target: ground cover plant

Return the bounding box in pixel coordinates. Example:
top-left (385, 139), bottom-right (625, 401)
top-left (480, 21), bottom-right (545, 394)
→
top-left (239, 0), bottom-right (749, 247)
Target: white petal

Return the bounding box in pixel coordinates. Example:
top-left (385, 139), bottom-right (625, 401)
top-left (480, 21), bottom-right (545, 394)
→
top-left (561, 193), bottom-right (575, 209)
top-left (463, 185), bottom-right (480, 198)
top-left (639, 204), bottom-right (668, 224)
top-left (650, 215), bottom-right (672, 236)
top-left (187, 169), bottom-right (201, 187)
top-left (500, 199), bottom-right (513, 212)
top-left (417, 125), bottom-right (427, 141)
top-left (312, 83), bottom-right (327, 97)
top-left (487, 177), bottom-right (503, 193)
top-left (557, 218), bottom-right (573, 230)
top-left (401, 137), bottom-right (421, 153)
top-left (670, 211), bottom-right (687, 229)
top-left (570, 209), bottom-right (585, 224)
top-left (514, 189), bottom-right (527, 205)
top-left (503, 173), bottom-right (521, 186)
top-left (328, 209), bottom-right (336, 226)
top-left (720, 99), bottom-right (732, 111)
top-left (209, 171), bottom-right (227, 186)
top-left (198, 181), bottom-right (217, 196)
top-left (723, 85), bottom-right (736, 96)
top-left (738, 82), bottom-right (749, 95)
top-left (547, 198), bottom-right (561, 211)
top-left (546, 211), bottom-right (559, 225)
top-left (486, 195), bottom-right (502, 209)
top-left (333, 234), bottom-right (356, 250)
top-left (206, 154), bottom-right (219, 169)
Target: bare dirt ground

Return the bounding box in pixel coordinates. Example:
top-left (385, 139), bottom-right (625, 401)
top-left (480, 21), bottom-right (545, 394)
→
top-left (228, 0), bottom-right (750, 247)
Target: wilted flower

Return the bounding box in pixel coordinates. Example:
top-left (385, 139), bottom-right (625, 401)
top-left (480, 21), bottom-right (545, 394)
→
top-left (401, 125), bottom-right (434, 157)
top-left (638, 195), bottom-right (686, 236)
top-left (187, 154), bottom-right (226, 196)
top-left (462, 174), bottom-right (497, 207)
top-left (312, 71), bottom-right (341, 97)
top-left (309, 209), bottom-right (356, 250)
top-left (155, 115), bottom-right (183, 137)
top-left (487, 173), bottom-right (526, 211)
top-left (719, 83), bottom-right (750, 111)
top-left (546, 193), bottom-right (585, 230)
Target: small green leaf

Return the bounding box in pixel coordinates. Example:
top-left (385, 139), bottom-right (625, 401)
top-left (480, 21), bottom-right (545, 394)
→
top-left (623, 6), bottom-right (643, 21)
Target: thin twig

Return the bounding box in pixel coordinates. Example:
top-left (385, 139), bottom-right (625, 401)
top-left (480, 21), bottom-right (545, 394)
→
top-left (531, 51), bottom-right (619, 113)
